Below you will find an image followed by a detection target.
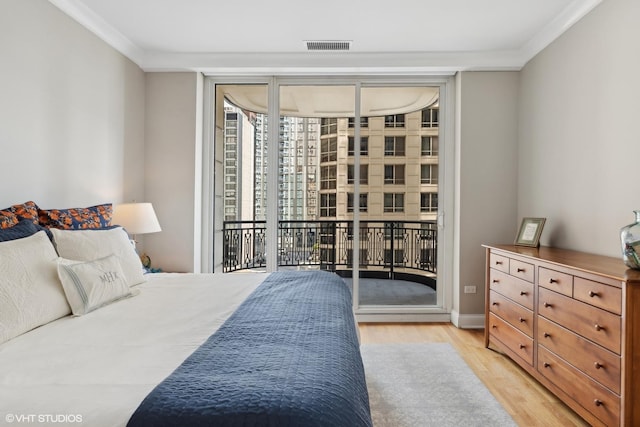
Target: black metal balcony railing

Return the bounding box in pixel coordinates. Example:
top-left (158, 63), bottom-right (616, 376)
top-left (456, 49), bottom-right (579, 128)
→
top-left (223, 220), bottom-right (437, 279)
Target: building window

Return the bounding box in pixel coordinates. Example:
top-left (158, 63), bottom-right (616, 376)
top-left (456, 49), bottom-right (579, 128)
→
top-left (421, 136), bottom-right (439, 156)
top-left (348, 137), bottom-right (369, 156)
top-left (422, 107), bottom-right (439, 128)
top-left (347, 164), bottom-right (368, 184)
top-left (320, 193), bottom-right (336, 217)
top-left (384, 114), bottom-right (405, 128)
top-left (384, 136), bottom-right (405, 156)
top-left (384, 165), bottom-right (405, 184)
top-left (421, 164), bottom-right (438, 184)
top-left (383, 193), bottom-right (404, 212)
top-left (348, 117), bottom-right (369, 128)
top-left (347, 193), bottom-right (368, 212)
top-left (320, 165), bottom-right (336, 190)
top-left (320, 137), bottom-right (337, 162)
top-left (320, 118), bottom-right (337, 135)
top-left (421, 192), bottom-right (438, 212)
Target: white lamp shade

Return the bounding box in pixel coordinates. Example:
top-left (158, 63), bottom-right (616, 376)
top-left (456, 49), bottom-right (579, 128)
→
top-left (112, 203), bottom-right (161, 235)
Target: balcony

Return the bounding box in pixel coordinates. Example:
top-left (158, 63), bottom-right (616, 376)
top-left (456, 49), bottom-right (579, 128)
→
top-left (223, 220), bottom-right (437, 288)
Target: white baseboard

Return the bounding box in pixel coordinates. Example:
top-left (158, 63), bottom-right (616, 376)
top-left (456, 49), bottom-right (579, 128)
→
top-left (450, 310), bottom-right (485, 329)
top-left (355, 313), bottom-right (451, 323)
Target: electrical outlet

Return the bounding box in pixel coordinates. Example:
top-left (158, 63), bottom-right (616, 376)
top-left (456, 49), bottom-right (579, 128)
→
top-left (464, 285), bottom-right (477, 294)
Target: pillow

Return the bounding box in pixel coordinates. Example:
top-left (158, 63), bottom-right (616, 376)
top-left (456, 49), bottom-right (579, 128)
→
top-left (0, 201), bottom-right (40, 226)
top-left (0, 211), bottom-right (18, 229)
top-left (57, 255), bottom-right (133, 316)
top-left (0, 231), bottom-right (71, 345)
top-left (0, 219), bottom-right (42, 242)
top-left (50, 227), bottom-right (145, 287)
top-left (38, 203), bottom-right (112, 230)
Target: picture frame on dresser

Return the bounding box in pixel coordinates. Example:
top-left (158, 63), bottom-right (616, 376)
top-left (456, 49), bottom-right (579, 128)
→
top-left (514, 217), bottom-right (546, 247)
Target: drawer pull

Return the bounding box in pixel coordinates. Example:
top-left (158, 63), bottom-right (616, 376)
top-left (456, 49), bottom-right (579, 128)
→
top-left (594, 362), bottom-right (603, 370)
top-left (595, 324), bottom-right (605, 331)
top-left (519, 317), bottom-right (525, 323)
top-left (517, 268), bottom-right (525, 273)
top-left (543, 332), bottom-right (551, 338)
top-left (543, 362), bottom-right (551, 368)
top-left (495, 261), bottom-right (503, 265)
top-left (594, 399), bottom-right (603, 407)
top-left (520, 291), bottom-right (527, 296)
top-left (519, 344), bottom-right (525, 349)
top-left (548, 278), bottom-right (558, 284)
top-left (543, 302), bottom-right (553, 308)
top-left (588, 290), bottom-right (600, 298)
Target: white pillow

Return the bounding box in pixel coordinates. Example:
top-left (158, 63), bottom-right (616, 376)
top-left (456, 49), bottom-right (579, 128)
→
top-left (57, 255), bottom-right (134, 316)
top-left (50, 227), bottom-right (146, 287)
top-left (0, 231), bottom-right (71, 344)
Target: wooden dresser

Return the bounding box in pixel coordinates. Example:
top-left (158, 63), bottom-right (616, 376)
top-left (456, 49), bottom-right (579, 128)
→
top-left (483, 244), bottom-right (640, 427)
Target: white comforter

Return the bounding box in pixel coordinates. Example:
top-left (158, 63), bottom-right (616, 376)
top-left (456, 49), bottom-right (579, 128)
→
top-left (0, 272), bottom-right (268, 427)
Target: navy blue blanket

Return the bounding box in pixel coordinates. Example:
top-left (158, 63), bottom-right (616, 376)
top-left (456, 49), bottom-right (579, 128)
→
top-left (127, 271), bottom-right (372, 427)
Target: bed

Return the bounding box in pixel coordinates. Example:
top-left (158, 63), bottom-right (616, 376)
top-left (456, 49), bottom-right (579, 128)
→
top-left (0, 202), bottom-right (372, 427)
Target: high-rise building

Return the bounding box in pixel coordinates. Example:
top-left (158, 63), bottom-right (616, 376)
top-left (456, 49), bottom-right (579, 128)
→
top-left (318, 105), bottom-right (439, 222)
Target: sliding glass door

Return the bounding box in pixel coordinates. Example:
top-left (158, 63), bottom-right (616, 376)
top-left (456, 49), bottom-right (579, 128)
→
top-left (209, 77), bottom-right (449, 317)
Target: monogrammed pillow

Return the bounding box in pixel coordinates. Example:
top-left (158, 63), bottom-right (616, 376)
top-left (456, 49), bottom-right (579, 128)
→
top-left (57, 254), bottom-right (135, 316)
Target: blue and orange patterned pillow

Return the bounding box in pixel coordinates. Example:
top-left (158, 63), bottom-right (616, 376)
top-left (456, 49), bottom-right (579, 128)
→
top-left (38, 203), bottom-right (113, 230)
top-left (0, 201), bottom-right (39, 229)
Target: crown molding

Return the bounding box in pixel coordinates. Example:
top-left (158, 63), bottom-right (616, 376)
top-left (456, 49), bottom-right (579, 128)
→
top-left (49, 0), bottom-right (603, 74)
top-left (48, 0), bottom-right (146, 64)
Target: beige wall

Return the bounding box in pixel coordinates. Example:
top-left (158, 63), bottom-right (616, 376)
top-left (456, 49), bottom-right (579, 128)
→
top-left (519, 0), bottom-right (640, 257)
top-left (455, 71), bottom-right (520, 321)
top-left (0, 0), bottom-right (145, 210)
top-left (144, 72), bottom-right (203, 273)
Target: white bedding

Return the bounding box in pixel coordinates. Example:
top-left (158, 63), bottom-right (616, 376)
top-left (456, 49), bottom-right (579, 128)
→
top-left (0, 272), bottom-right (268, 427)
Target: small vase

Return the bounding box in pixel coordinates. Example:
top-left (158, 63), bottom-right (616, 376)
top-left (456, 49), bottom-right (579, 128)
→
top-left (620, 210), bottom-right (640, 270)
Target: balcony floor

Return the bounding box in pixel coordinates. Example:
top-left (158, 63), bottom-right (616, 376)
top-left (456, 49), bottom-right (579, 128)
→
top-left (341, 277), bottom-right (436, 306)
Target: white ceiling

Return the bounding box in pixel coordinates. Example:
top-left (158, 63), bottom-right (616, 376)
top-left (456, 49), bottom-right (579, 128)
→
top-left (49, 0), bottom-right (603, 74)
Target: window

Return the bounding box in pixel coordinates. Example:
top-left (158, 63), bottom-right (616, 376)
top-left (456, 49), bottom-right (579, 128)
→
top-left (320, 193), bottom-right (336, 217)
top-left (384, 136), bottom-right (405, 156)
top-left (320, 118), bottom-right (337, 135)
top-left (320, 165), bottom-right (336, 189)
top-left (421, 192), bottom-right (438, 212)
top-left (422, 107), bottom-right (439, 128)
top-left (421, 164), bottom-right (438, 184)
top-left (421, 136), bottom-right (439, 156)
top-left (384, 165), bottom-right (405, 184)
top-left (347, 164), bottom-right (369, 184)
top-left (384, 193), bottom-right (404, 212)
top-left (320, 137), bottom-right (337, 162)
top-left (348, 117), bottom-right (369, 128)
top-left (348, 137), bottom-right (369, 156)
top-left (384, 114), bottom-right (405, 128)
top-left (347, 193), bottom-right (368, 212)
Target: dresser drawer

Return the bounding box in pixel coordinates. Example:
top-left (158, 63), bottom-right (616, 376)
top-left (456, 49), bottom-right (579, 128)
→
top-left (489, 290), bottom-right (533, 336)
top-left (488, 313), bottom-right (533, 365)
top-left (489, 269), bottom-right (534, 310)
top-left (538, 267), bottom-right (573, 297)
top-left (489, 252), bottom-right (509, 273)
top-left (538, 346), bottom-right (620, 427)
top-left (509, 259), bottom-right (534, 283)
top-left (537, 316), bottom-right (621, 394)
top-left (574, 277), bottom-right (622, 315)
top-left (538, 287), bottom-right (621, 354)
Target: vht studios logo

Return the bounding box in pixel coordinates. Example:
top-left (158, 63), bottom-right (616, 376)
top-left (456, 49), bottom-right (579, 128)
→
top-left (100, 271), bottom-right (119, 284)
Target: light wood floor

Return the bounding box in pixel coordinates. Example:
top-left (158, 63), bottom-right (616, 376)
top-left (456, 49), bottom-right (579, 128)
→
top-left (358, 323), bottom-right (589, 427)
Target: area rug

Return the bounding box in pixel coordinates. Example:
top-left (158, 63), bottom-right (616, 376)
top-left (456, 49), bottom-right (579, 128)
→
top-left (361, 343), bottom-right (517, 427)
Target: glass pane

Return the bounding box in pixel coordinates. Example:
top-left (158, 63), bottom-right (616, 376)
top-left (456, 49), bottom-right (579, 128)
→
top-left (216, 84), bottom-right (268, 272)
top-left (358, 86), bottom-right (440, 306)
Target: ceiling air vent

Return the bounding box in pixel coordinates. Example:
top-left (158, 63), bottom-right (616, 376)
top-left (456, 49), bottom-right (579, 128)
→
top-left (306, 40), bottom-right (351, 51)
